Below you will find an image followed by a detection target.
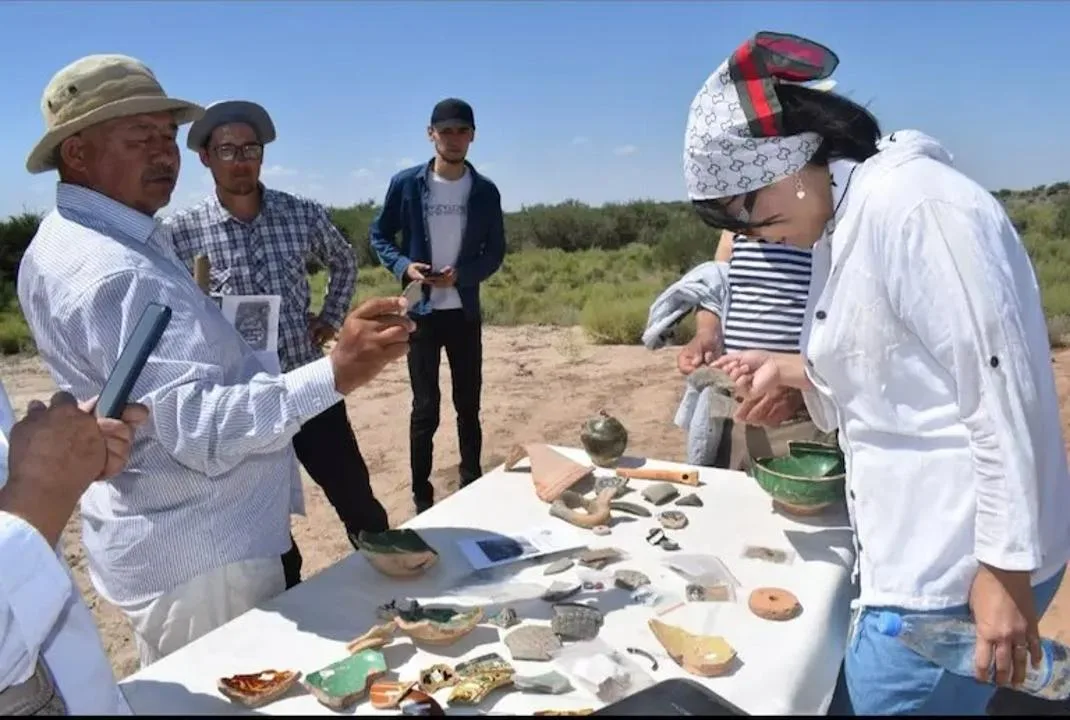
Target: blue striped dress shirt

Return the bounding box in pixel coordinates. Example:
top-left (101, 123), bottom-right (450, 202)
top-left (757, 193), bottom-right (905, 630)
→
top-left (16, 183), bottom-right (343, 607)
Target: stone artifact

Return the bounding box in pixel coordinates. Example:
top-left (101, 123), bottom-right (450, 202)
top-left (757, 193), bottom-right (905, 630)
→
top-left (581, 580), bottom-right (604, 591)
top-left (418, 664), bottom-right (458, 693)
top-left (609, 501), bottom-right (650, 517)
top-left (647, 618), bottom-right (736, 677)
top-left (217, 669), bottom-right (301, 708)
top-left (448, 669), bottom-right (515, 705)
top-left (370, 680), bottom-right (418, 710)
top-left (592, 525), bottom-right (611, 536)
top-left (551, 602), bottom-right (604, 641)
top-left (646, 528), bottom-right (679, 551)
top-left (748, 587), bottom-right (803, 621)
top-left (642, 482), bottom-right (680, 506)
top-left (490, 607), bottom-right (519, 629)
top-left (379, 599), bottom-right (484, 645)
top-left (616, 466), bottom-right (700, 487)
top-left (658, 510), bottom-right (688, 529)
top-left (303, 649), bottom-right (387, 710)
top-left (742, 545), bottom-right (793, 564)
top-left (543, 558), bottom-right (574, 575)
top-left (574, 547), bottom-right (623, 569)
top-left (595, 475), bottom-right (630, 498)
top-left (675, 493), bottom-right (704, 507)
top-left (504, 625), bottom-right (563, 661)
top-left (505, 443), bottom-right (594, 502)
top-left (542, 581), bottom-right (582, 602)
top-left (346, 621), bottom-right (397, 654)
top-left (613, 569), bottom-right (650, 591)
top-left (661, 539), bottom-right (680, 551)
top-left (579, 410), bottom-right (630, 467)
top-left (514, 670), bottom-right (573, 694)
top-left (549, 488), bottom-right (615, 529)
top-left (687, 365), bottom-right (739, 419)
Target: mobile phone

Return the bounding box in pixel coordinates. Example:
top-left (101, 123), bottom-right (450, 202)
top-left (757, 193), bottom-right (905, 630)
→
top-left (592, 678), bottom-right (748, 716)
top-left (423, 269), bottom-right (444, 279)
top-left (96, 303), bottom-right (172, 419)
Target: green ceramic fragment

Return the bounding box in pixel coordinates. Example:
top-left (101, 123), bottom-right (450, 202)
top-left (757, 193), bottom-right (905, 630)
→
top-left (304, 649), bottom-right (387, 710)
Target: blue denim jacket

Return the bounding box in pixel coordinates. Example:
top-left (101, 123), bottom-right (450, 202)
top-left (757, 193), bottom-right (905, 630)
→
top-left (368, 159), bottom-right (506, 318)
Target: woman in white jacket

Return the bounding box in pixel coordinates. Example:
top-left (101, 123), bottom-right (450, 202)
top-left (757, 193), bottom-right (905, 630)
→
top-left (688, 30), bottom-right (1070, 715)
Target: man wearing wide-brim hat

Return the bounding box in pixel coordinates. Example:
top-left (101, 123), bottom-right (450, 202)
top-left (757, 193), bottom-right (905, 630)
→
top-left (166, 99), bottom-right (390, 584)
top-left (16, 54), bottom-right (414, 670)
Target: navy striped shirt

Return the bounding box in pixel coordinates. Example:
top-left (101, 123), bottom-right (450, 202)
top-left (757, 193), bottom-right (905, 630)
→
top-left (722, 235), bottom-right (813, 353)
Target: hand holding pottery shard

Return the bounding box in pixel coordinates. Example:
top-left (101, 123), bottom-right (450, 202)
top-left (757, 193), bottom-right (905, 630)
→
top-left (647, 618), bottom-right (736, 677)
top-left (579, 410), bottom-right (629, 467)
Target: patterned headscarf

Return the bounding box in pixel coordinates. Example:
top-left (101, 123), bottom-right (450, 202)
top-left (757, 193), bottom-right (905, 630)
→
top-left (684, 31), bottom-right (839, 201)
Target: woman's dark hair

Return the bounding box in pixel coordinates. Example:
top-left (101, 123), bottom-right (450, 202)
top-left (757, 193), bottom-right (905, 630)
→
top-left (692, 84), bottom-right (882, 234)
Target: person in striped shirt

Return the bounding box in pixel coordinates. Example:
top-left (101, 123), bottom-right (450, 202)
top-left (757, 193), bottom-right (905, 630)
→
top-left (677, 229), bottom-right (828, 470)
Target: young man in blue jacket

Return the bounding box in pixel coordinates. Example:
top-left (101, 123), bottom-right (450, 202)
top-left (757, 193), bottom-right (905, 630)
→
top-left (369, 98), bottom-right (506, 514)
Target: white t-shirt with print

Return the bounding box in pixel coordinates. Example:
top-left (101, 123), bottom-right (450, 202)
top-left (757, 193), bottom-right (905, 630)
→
top-left (426, 169), bottom-right (472, 311)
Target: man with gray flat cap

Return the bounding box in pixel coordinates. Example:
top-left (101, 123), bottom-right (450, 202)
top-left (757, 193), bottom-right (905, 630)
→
top-left (18, 56), bottom-right (413, 668)
top-left (167, 101), bottom-right (389, 585)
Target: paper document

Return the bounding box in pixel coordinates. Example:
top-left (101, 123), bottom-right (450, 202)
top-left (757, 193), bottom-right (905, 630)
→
top-left (216, 294), bottom-right (283, 374)
top-left (456, 524), bottom-right (588, 571)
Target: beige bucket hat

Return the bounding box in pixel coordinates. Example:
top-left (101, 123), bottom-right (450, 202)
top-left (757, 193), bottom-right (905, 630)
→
top-left (26, 54), bottom-right (204, 174)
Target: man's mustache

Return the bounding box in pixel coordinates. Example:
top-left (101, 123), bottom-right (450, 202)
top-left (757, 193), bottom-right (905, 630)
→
top-left (143, 166), bottom-right (177, 183)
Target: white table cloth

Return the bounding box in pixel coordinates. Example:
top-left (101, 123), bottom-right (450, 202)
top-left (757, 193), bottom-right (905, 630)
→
top-left (118, 446), bottom-right (856, 715)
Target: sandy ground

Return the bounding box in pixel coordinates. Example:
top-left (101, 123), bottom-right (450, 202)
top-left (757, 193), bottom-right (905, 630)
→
top-left (4, 326), bottom-right (1070, 696)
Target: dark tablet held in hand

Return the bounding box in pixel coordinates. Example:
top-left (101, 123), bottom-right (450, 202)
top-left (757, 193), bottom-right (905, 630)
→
top-left (96, 303), bottom-right (171, 419)
top-left (592, 677), bottom-right (748, 716)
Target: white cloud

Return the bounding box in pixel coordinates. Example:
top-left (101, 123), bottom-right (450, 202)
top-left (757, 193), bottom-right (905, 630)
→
top-left (261, 164), bottom-right (298, 178)
top-left (395, 157), bottom-right (416, 169)
top-left (572, 136), bottom-right (589, 146)
top-left (351, 168), bottom-right (374, 179)
top-left (613, 144), bottom-right (638, 157)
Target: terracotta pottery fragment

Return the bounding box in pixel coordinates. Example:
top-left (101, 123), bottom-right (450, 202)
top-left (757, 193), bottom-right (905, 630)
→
top-left (370, 680), bottom-right (418, 709)
top-left (675, 493), bottom-right (704, 507)
top-left (506, 443), bottom-right (594, 502)
top-left (303, 649), bottom-right (387, 710)
top-left (400, 688), bottom-right (445, 715)
top-left (543, 558), bottom-right (574, 575)
top-left (658, 510), bottom-right (688, 529)
top-left (504, 625), bottom-right (563, 661)
top-left (574, 547), bottom-right (623, 570)
top-left (609, 501), bottom-right (650, 517)
top-left (647, 618), bottom-right (736, 677)
top-left (514, 670), bottom-right (573, 694)
top-left (614, 569), bottom-right (650, 591)
top-left (355, 529), bottom-right (439, 578)
top-left (217, 669), bottom-right (301, 708)
top-left (418, 664), bottom-right (458, 693)
top-left (542, 581), bottom-right (582, 602)
top-left (550, 602), bottom-right (604, 641)
top-left (748, 587), bottom-right (802, 621)
top-left (642, 482), bottom-right (680, 506)
top-left (346, 621), bottom-right (397, 654)
top-left (549, 488), bottom-right (616, 529)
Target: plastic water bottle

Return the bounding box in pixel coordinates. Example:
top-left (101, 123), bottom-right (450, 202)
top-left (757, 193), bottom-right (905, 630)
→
top-left (875, 611), bottom-right (1070, 700)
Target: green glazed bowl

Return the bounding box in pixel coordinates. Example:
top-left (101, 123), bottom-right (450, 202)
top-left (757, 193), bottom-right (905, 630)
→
top-left (749, 441), bottom-right (846, 516)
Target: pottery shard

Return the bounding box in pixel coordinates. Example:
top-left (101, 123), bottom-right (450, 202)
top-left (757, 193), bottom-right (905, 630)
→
top-left (658, 510), bottom-right (688, 529)
top-left (506, 443), bottom-right (593, 503)
top-left (613, 569), bottom-right (651, 591)
top-left (595, 475), bottom-right (630, 498)
top-left (575, 547), bottom-right (623, 569)
top-left (550, 602), bottom-right (604, 641)
top-left (675, 493), bottom-right (704, 507)
top-left (550, 488), bottom-right (615, 529)
top-left (609, 501), bottom-right (651, 517)
top-left (542, 581), bottom-right (582, 602)
top-left (642, 483), bottom-right (680, 506)
top-left (513, 670), bottom-right (573, 694)
top-left (455, 652), bottom-right (514, 678)
top-left (592, 525), bottom-right (611, 536)
top-left (648, 618), bottom-right (736, 677)
top-left (543, 558), bottom-right (574, 575)
top-left (490, 607), bottom-right (519, 629)
top-left (505, 625), bottom-right (563, 661)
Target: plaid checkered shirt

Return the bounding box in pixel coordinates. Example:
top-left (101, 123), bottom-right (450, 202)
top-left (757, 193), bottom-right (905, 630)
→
top-left (165, 187), bottom-right (357, 372)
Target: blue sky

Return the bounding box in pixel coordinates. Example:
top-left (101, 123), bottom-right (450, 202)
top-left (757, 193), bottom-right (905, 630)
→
top-left (1, 0), bottom-right (1066, 217)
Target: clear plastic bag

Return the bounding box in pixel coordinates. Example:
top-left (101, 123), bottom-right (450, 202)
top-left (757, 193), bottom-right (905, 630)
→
top-left (551, 637), bottom-right (657, 703)
top-left (662, 554), bottom-right (740, 602)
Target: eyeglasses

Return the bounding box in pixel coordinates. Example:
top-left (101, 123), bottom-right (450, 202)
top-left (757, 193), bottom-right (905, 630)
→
top-left (210, 143), bottom-right (263, 162)
top-left (719, 191), bottom-right (758, 223)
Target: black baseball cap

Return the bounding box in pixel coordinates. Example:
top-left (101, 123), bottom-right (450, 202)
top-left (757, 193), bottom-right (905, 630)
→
top-left (430, 98), bottom-right (475, 130)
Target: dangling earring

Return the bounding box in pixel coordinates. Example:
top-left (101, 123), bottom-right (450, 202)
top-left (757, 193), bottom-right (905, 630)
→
top-left (795, 175), bottom-right (806, 200)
